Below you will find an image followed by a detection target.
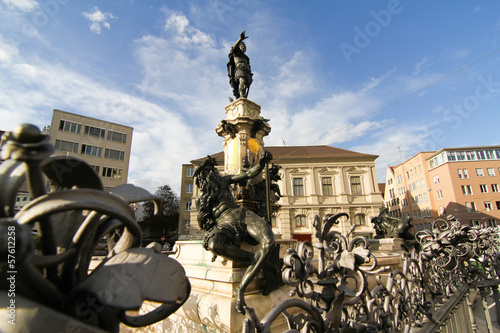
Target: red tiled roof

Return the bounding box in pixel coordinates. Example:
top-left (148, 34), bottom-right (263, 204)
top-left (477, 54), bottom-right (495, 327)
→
top-left (191, 145), bottom-right (377, 164)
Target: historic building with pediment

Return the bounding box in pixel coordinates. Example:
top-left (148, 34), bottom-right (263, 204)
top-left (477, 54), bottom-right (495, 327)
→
top-left (179, 145), bottom-right (383, 242)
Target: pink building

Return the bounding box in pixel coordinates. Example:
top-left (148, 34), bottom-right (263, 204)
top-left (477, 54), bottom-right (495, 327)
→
top-left (384, 145), bottom-right (500, 231)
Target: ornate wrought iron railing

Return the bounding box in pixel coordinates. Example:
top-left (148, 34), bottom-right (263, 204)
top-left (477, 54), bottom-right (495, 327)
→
top-left (243, 214), bottom-right (500, 332)
top-left (0, 124), bottom-right (191, 332)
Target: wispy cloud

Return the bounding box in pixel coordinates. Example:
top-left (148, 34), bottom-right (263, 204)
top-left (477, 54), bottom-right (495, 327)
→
top-left (412, 56), bottom-right (432, 77)
top-left (83, 6), bottom-right (115, 34)
top-left (1, 0), bottom-right (38, 12)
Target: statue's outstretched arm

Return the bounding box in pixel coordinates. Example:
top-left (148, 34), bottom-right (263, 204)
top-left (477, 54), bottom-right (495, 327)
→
top-left (230, 151), bottom-right (272, 183)
top-left (231, 30), bottom-right (248, 51)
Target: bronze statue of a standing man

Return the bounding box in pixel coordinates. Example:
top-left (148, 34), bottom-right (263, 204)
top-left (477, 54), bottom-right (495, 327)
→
top-left (228, 31), bottom-right (253, 99)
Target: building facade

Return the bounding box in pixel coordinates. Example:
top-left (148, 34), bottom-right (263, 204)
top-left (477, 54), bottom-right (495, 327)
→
top-left (48, 109), bottom-right (133, 191)
top-left (179, 145), bottom-right (384, 241)
top-left (384, 145), bottom-right (500, 231)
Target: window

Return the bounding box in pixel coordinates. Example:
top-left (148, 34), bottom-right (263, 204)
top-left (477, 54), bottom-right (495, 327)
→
top-left (81, 144), bottom-right (102, 157)
top-left (462, 185), bottom-right (473, 196)
top-left (465, 202), bottom-right (472, 212)
top-left (293, 178), bottom-right (304, 196)
top-left (423, 193), bottom-right (428, 202)
top-left (436, 190), bottom-right (443, 200)
top-left (185, 201), bottom-right (191, 211)
top-left (425, 208), bottom-right (432, 217)
top-left (186, 183), bottom-right (193, 193)
top-left (472, 220), bottom-right (480, 226)
top-left (487, 168), bottom-right (496, 176)
top-left (463, 169), bottom-right (469, 179)
top-left (104, 148), bottom-right (125, 161)
top-left (321, 177), bottom-right (333, 195)
top-left (489, 219), bottom-right (497, 227)
top-left (55, 139), bottom-right (78, 153)
top-left (457, 169), bottom-right (463, 179)
top-left (84, 125), bottom-right (105, 139)
top-left (485, 202), bottom-right (493, 211)
top-left (187, 167), bottom-right (194, 177)
top-left (397, 175), bottom-right (403, 184)
top-left (101, 167), bottom-right (122, 179)
top-left (59, 120), bottom-right (82, 134)
top-left (90, 165), bottom-right (100, 174)
top-left (350, 176), bottom-right (362, 195)
top-left (433, 175), bottom-right (440, 185)
top-left (470, 202), bottom-right (477, 212)
top-left (107, 130), bottom-right (127, 143)
top-left (476, 168), bottom-right (484, 177)
top-left (271, 217), bottom-right (277, 227)
top-left (354, 214), bottom-right (366, 225)
top-left (466, 151), bottom-right (476, 160)
top-left (480, 184), bottom-right (488, 193)
top-left (295, 215), bottom-right (306, 227)
top-left (492, 184), bottom-right (499, 193)
top-left (497, 201), bottom-right (500, 210)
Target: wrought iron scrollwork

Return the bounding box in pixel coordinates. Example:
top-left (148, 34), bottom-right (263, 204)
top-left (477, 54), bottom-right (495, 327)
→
top-left (0, 124), bottom-right (190, 332)
top-left (245, 213), bottom-right (500, 332)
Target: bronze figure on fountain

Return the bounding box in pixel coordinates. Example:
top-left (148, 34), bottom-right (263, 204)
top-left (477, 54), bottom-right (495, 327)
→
top-left (193, 151), bottom-right (275, 314)
top-left (228, 30), bottom-right (253, 99)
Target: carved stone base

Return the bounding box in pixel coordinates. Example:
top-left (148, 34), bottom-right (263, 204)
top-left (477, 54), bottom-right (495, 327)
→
top-left (136, 240), bottom-right (296, 333)
top-left (378, 237), bottom-right (405, 252)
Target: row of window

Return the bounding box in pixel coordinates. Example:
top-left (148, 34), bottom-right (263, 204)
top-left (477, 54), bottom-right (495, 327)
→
top-left (388, 192), bottom-right (429, 209)
top-left (55, 139), bottom-right (126, 161)
top-left (412, 208), bottom-right (432, 220)
top-left (59, 120), bottom-right (127, 143)
top-left (461, 184), bottom-right (499, 195)
top-left (89, 165), bottom-right (123, 179)
top-left (457, 167), bottom-right (498, 178)
top-left (293, 176), bottom-right (362, 196)
top-left (405, 165), bottom-right (422, 180)
top-left (185, 167), bottom-right (363, 197)
top-left (465, 201), bottom-right (500, 212)
top-left (471, 219), bottom-right (498, 227)
top-left (429, 149), bottom-right (500, 169)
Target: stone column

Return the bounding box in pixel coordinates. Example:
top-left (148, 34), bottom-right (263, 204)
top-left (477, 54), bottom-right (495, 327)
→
top-left (215, 98), bottom-right (271, 176)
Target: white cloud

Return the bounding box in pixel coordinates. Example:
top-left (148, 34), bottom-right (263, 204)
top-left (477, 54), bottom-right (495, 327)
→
top-left (0, 34), bottom-right (19, 63)
top-left (269, 74), bottom-right (388, 147)
top-left (351, 124), bottom-right (435, 183)
top-left (1, 0), bottom-right (38, 12)
top-left (0, 51), bottom-right (204, 193)
top-left (82, 6), bottom-right (115, 34)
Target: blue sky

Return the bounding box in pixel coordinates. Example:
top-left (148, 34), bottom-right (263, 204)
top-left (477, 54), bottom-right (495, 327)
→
top-left (1, 0), bottom-right (500, 194)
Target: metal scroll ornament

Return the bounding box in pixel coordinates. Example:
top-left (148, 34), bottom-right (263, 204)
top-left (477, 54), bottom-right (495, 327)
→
top-left (243, 213), bottom-right (500, 332)
top-left (0, 124), bottom-right (190, 332)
